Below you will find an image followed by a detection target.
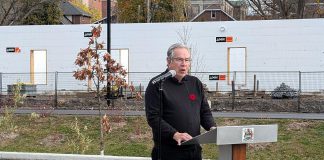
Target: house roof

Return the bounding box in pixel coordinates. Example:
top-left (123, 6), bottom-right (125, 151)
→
top-left (61, 1), bottom-right (91, 17)
top-left (190, 9), bottom-right (236, 22)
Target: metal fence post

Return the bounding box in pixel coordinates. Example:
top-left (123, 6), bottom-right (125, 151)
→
top-left (232, 80), bottom-right (235, 111)
top-left (298, 71), bottom-right (301, 112)
top-left (0, 72), bottom-right (2, 95)
top-left (54, 71), bottom-right (58, 108)
top-left (253, 74), bottom-right (256, 97)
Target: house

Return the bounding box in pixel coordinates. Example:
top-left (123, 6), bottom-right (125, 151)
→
top-left (68, 0), bottom-right (103, 15)
top-left (68, 0), bottom-right (117, 19)
top-left (228, 0), bottom-right (248, 20)
top-left (190, 4), bottom-right (236, 22)
top-left (61, 1), bottom-right (92, 24)
top-left (189, 0), bottom-right (247, 21)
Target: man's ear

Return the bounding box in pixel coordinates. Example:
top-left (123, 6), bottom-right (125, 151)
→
top-left (166, 57), bottom-right (171, 65)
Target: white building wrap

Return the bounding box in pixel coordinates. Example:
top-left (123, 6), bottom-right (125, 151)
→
top-left (0, 19), bottom-right (324, 91)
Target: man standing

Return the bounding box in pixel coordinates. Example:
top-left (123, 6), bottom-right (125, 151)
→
top-left (145, 43), bottom-right (216, 160)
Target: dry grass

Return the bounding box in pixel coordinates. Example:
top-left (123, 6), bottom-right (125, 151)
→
top-left (0, 115), bottom-right (323, 159)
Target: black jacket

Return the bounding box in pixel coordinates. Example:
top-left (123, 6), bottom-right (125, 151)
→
top-left (145, 70), bottom-right (216, 147)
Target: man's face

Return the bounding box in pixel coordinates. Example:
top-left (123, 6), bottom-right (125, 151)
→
top-left (167, 48), bottom-right (191, 80)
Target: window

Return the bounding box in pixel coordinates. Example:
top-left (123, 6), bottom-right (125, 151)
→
top-left (211, 11), bottom-right (216, 18)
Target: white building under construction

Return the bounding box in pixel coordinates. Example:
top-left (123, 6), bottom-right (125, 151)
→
top-left (0, 18), bottom-right (324, 92)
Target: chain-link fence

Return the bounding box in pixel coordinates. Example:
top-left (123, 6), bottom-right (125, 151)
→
top-left (0, 71), bottom-right (324, 112)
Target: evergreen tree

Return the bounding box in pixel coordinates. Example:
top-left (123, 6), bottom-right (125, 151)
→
top-left (117, 0), bottom-right (189, 23)
top-left (23, 0), bottom-right (62, 25)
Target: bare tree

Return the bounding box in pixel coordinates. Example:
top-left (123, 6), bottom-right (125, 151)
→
top-left (176, 26), bottom-right (206, 76)
top-left (247, 0), bottom-right (306, 19)
top-left (248, 0), bottom-right (270, 19)
top-left (0, 0), bottom-right (60, 25)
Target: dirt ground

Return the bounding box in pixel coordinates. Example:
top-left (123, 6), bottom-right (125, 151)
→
top-left (0, 92), bottom-right (323, 113)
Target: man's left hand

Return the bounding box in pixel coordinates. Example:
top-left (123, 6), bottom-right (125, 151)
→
top-left (210, 126), bottom-right (217, 130)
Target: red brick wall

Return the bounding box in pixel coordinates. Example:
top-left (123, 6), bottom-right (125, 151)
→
top-left (101, 0), bottom-right (107, 17)
top-left (88, 0), bottom-right (102, 15)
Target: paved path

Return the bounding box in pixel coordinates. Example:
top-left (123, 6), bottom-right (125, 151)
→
top-left (0, 151), bottom-right (150, 160)
top-left (9, 109), bottom-right (324, 120)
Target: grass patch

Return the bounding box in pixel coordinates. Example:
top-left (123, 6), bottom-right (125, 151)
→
top-left (0, 115), bottom-right (323, 159)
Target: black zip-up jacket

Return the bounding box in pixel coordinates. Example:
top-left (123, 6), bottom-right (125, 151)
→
top-left (145, 70), bottom-right (216, 147)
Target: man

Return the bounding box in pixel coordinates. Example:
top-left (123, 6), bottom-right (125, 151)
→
top-left (145, 43), bottom-right (216, 160)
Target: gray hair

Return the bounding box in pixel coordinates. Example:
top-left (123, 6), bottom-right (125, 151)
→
top-left (167, 43), bottom-right (190, 59)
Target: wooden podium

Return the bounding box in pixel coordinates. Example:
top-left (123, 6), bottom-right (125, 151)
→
top-left (181, 124), bottom-right (278, 160)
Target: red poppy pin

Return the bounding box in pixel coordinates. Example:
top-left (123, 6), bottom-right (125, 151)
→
top-left (189, 93), bottom-right (196, 101)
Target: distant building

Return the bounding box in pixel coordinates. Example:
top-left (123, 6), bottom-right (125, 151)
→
top-left (70, 0), bottom-right (102, 15)
top-left (93, 0), bottom-right (118, 24)
top-left (189, 0), bottom-right (247, 22)
top-left (102, 0), bottom-right (107, 18)
top-left (61, 1), bottom-right (92, 24)
top-left (190, 4), bottom-right (235, 22)
top-left (228, 0), bottom-right (247, 20)
top-left (101, 0), bottom-right (117, 18)
top-left (68, 0), bottom-right (117, 20)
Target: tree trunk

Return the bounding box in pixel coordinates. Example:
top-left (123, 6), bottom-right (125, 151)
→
top-left (297, 0), bottom-right (305, 19)
top-left (98, 77), bottom-right (104, 155)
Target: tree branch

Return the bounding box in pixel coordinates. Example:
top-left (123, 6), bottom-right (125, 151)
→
top-left (0, 0), bottom-right (18, 25)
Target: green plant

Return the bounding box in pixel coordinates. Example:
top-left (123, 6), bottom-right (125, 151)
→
top-left (0, 82), bottom-right (25, 132)
top-left (29, 112), bottom-right (40, 120)
top-left (67, 117), bottom-right (93, 154)
top-left (0, 106), bottom-right (17, 132)
top-left (13, 82), bottom-right (25, 108)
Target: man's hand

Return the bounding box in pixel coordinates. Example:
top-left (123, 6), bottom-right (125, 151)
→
top-left (173, 132), bottom-right (192, 145)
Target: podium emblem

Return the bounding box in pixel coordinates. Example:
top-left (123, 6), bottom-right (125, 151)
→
top-left (242, 128), bottom-right (254, 142)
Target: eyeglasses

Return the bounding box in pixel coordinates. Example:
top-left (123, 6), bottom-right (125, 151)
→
top-left (172, 57), bottom-right (192, 63)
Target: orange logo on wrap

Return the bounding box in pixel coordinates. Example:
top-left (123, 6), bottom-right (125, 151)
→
top-left (226, 37), bottom-right (233, 42)
top-left (219, 75), bottom-right (226, 80)
top-left (15, 47), bottom-right (21, 53)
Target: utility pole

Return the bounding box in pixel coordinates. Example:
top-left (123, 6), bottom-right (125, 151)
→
top-left (102, 0), bottom-right (112, 155)
top-left (138, 5), bottom-right (141, 23)
top-left (106, 0), bottom-right (111, 107)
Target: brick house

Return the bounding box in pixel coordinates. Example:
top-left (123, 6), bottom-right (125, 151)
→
top-left (189, 0), bottom-right (247, 21)
top-left (61, 1), bottom-right (92, 24)
top-left (190, 3), bottom-right (235, 22)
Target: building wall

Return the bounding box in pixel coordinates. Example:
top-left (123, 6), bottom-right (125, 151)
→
top-left (190, 0), bottom-right (236, 19)
top-left (101, 0), bottom-right (117, 19)
top-left (1, 19), bottom-right (324, 90)
top-left (1, 19), bottom-right (324, 72)
top-left (87, 0), bottom-right (102, 15)
top-left (222, 1), bottom-right (233, 16)
top-left (72, 16), bottom-right (91, 24)
top-left (190, 0), bottom-right (224, 16)
top-left (101, 0), bottom-right (107, 18)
